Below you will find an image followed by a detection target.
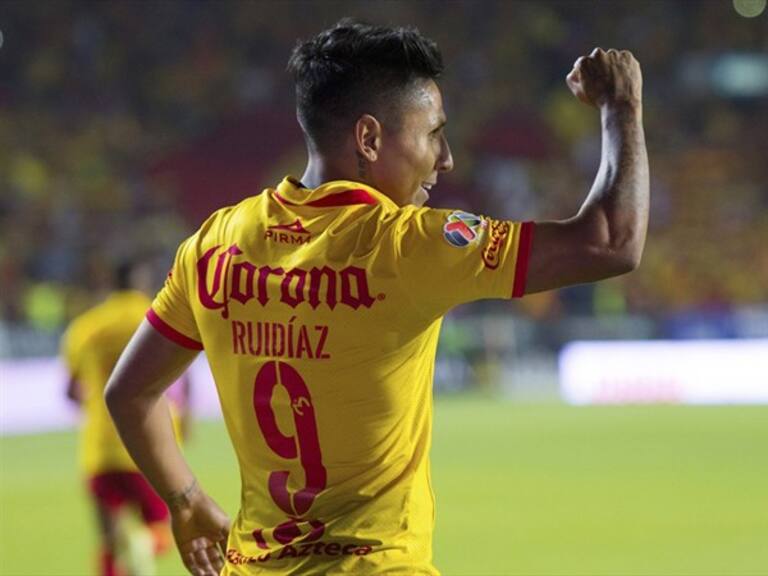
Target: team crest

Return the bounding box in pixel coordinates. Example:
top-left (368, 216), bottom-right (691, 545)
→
top-left (443, 211), bottom-right (485, 247)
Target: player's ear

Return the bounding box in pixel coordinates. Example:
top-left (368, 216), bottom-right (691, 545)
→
top-left (354, 114), bottom-right (382, 162)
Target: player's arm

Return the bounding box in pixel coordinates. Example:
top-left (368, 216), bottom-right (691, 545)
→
top-left (61, 325), bottom-right (84, 406)
top-left (65, 376), bottom-right (83, 405)
top-left (105, 321), bottom-right (229, 576)
top-left (525, 48), bottom-right (649, 294)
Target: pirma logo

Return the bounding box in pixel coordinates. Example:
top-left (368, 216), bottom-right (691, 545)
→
top-left (443, 211), bottom-right (485, 247)
top-left (265, 219), bottom-right (311, 245)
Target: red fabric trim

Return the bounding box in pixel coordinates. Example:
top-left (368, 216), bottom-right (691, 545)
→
top-left (512, 222), bottom-right (534, 298)
top-left (146, 308), bottom-right (203, 350)
top-left (275, 189), bottom-right (378, 208)
top-left (274, 192), bottom-right (297, 206)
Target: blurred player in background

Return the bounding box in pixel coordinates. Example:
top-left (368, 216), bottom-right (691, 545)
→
top-left (63, 260), bottom-right (191, 576)
top-left (106, 20), bottom-right (648, 575)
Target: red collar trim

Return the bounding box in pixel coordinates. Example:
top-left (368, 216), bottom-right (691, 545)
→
top-left (275, 188), bottom-right (378, 208)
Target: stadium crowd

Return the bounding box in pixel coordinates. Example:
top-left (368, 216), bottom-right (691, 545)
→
top-left (2, 1), bottom-right (766, 348)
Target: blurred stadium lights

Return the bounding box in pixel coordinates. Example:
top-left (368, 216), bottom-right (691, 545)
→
top-left (680, 53), bottom-right (768, 98)
top-left (733, 0), bottom-right (767, 18)
top-left (560, 339), bottom-right (768, 405)
top-left (713, 54), bottom-right (768, 97)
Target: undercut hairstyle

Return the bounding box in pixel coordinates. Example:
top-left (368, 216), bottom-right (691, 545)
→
top-left (287, 19), bottom-right (444, 150)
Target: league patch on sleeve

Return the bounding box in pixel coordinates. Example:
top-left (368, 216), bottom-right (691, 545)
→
top-left (443, 211), bottom-right (487, 247)
top-left (481, 219), bottom-right (511, 269)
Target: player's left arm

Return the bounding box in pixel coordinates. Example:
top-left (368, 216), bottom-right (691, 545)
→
top-left (524, 49), bottom-right (649, 293)
top-left (61, 324), bottom-right (84, 406)
top-left (65, 376), bottom-right (83, 405)
top-left (105, 321), bottom-right (229, 576)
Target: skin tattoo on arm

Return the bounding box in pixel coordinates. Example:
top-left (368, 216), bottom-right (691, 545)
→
top-left (165, 478), bottom-right (200, 512)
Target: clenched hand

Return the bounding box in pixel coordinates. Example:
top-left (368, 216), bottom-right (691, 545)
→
top-left (566, 47), bottom-right (642, 109)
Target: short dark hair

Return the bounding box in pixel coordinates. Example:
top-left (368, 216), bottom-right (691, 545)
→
top-left (287, 19), bottom-right (443, 149)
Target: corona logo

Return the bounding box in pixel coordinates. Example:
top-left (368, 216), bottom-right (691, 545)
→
top-left (197, 244), bottom-right (378, 318)
top-left (482, 220), bottom-right (510, 269)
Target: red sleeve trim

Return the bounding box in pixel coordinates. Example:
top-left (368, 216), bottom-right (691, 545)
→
top-left (146, 308), bottom-right (203, 350)
top-left (512, 222), bottom-right (534, 298)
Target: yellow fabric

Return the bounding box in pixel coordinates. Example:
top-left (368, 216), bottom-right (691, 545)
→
top-left (63, 290), bottom-right (185, 477)
top-left (62, 291), bottom-right (150, 475)
top-left (151, 177), bottom-right (528, 574)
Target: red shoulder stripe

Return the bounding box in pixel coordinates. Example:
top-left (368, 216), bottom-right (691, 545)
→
top-left (146, 309), bottom-right (203, 350)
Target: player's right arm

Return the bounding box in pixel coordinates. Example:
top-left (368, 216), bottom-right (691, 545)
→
top-left (105, 232), bottom-right (230, 576)
top-left (524, 48), bottom-right (649, 294)
top-left (106, 321), bottom-right (229, 576)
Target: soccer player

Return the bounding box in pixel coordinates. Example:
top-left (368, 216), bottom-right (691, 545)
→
top-left (63, 260), bottom-right (190, 576)
top-left (105, 21), bottom-right (648, 575)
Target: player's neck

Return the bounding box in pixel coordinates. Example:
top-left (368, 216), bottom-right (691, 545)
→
top-left (300, 154), bottom-right (367, 190)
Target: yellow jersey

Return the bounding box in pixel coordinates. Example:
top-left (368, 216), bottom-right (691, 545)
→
top-left (149, 177), bottom-right (532, 574)
top-left (62, 291), bottom-right (152, 476)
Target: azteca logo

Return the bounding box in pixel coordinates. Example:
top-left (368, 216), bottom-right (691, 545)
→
top-left (443, 211), bottom-right (486, 247)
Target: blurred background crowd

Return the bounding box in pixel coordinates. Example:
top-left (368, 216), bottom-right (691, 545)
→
top-left (2, 0), bottom-right (767, 359)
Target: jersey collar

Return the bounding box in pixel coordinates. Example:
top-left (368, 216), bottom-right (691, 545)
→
top-left (274, 176), bottom-right (399, 212)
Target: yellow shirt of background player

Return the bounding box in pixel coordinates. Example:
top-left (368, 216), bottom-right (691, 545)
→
top-left (63, 290), bottom-right (185, 476)
top-left (148, 176), bottom-right (532, 574)
top-left (62, 291), bottom-right (151, 476)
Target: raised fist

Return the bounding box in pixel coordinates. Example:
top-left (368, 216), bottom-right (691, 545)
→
top-left (566, 48), bottom-right (642, 108)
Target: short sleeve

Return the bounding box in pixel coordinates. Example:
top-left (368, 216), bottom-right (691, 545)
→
top-left (395, 208), bottom-right (533, 318)
top-left (147, 237), bottom-right (204, 350)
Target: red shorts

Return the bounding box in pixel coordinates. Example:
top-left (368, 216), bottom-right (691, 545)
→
top-left (88, 472), bottom-right (169, 524)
